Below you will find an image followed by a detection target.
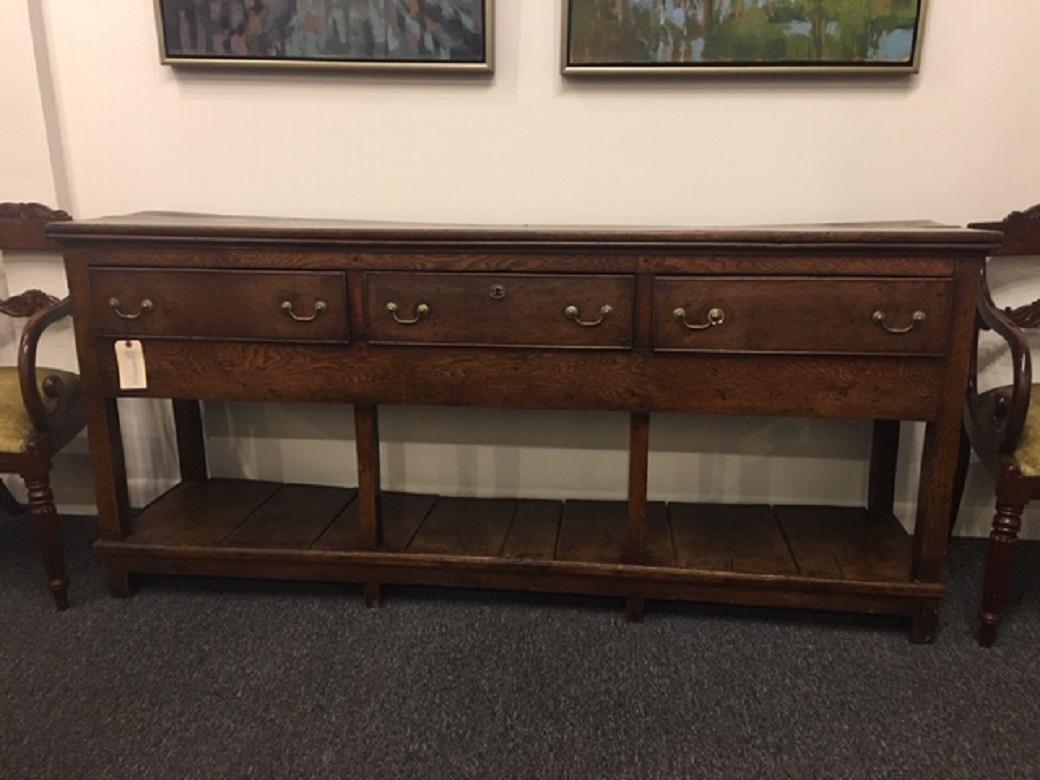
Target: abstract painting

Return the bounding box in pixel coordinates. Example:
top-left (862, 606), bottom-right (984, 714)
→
top-left (156, 0), bottom-right (493, 71)
top-left (563, 0), bottom-right (927, 74)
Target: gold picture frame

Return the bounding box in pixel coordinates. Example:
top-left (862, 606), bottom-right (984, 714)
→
top-left (155, 0), bottom-right (494, 73)
top-left (562, 0), bottom-right (927, 76)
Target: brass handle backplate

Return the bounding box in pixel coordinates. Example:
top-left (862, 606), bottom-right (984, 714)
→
top-left (673, 306), bottom-right (726, 331)
top-left (109, 297), bottom-right (153, 320)
top-left (564, 304), bottom-right (613, 327)
top-left (872, 309), bottom-right (926, 334)
top-left (386, 301), bottom-right (430, 325)
top-left (281, 300), bottom-right (327, 322)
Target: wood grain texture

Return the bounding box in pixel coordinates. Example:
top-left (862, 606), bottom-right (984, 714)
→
top-left (94, 340), bottom-right (947, 421)
top-left (48, 211), bottom-right (1001, 251)
top-left (670, 504), bottom-right (798, 575)
top-left (222, 484), bottom-right (355, 548)
top-left (0, 202), bottom-right (70, 251)
top-left (57, 214), bottom-right (993, 638)
top-left (89, 268), bottom-right (349, 342)
top-left (366, 272), bottom-right (634, 348)
top-left (172, 399), bottom-right (208, 482)
top-left (406, 497), bottom-right (516, 557)
top-left (868, 420), bottom-right (900, 517)
top-left (65, 260), bottom-right (132, 540)
top-left (500, 500), bottom-right (562, 560)
top-left (912, 259), bottom-right (985, 583)
top-left (95, 531), bottom-right (947, 618)
top-left (353, 404), bottom-right (382, 549)
top-left (654, 277), bottom-right (952, 355)
top-left (64, 247), bottom-right (962, 276)
top-left (129, 480), bottom-right (280, 546)
top-left (556, 500), bottom-right (629, 564)
top-left (627, 413), bottom-right (650, 563)
top-left (643, 503), bottom-right (674, 567)
top-left (775, 506), bottom-right (911, 582)
top-left (314, 491), bottom-right (437, 552)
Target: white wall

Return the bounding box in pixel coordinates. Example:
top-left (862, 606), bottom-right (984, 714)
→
top-left (4, 0), bottom-right (1040, 535)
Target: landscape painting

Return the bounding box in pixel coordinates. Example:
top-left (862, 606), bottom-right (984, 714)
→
top-left (156, 0), bottom-right (492, 71)
top-left (564, 0), bottom-right (926, 74)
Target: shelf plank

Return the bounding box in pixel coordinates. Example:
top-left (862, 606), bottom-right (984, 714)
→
top-left (222, 485), bottom-right (356, 549)
top-left (556, 500), bottom-right (628, 564)
top-left (314, 492), bottom-right (437, 552)
top-left (500, 500), bottom-right (562, 561)
top-left (775, 506), bottom-right (911, 582)
top-left (670, 503), bottom-right (797, 575)
top-left (644, 503), bottom-right (674, 566)
top-left (406, 497), bottom-right (516, 557)
top-left (130, 479), bottom-right (280, 546)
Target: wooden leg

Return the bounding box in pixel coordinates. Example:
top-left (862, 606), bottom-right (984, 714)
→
top-left (626, 413), bottom-right (650, 621)
top-left (627, 413), bottom-right (650, 563)
top-left (105, 563), bottom-right (136, 598)
top-left (867, 420), bottom-right (900, 517)
top-left (912, 418), bottom-right (962, 581)
top-left (355, 404), bottom-right (383, 608)
top-left (85, 398), bottom-right (131, 540)
top-left (909, 606), bottom-right (939, 645)
top-left (172, 399), bottom-right (208, 482)
top-left (979, 501), bottom-right (1024, 647)
top-left (909, 416), bottom-right (964, 642)
top-left (23, 470), bottom-right (69, 611)
top-left (625, 596), bottom-right (645, 623)
top-left (948, 423), bottom-right (972, 537)
top-left (363, 583), bottom-right (382, 608)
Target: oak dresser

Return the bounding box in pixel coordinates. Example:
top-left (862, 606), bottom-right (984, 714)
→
top-left (50, 213), bottom-right (1001, 642)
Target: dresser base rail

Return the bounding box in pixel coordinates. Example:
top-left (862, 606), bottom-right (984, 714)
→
top-left (95, 480), bottom-right (946, 641)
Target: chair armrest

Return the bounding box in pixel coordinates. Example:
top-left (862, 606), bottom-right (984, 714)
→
top-left (974, 278), bottom-right (1033, 454)
top-left (18, 296), bottom-right (74, 432)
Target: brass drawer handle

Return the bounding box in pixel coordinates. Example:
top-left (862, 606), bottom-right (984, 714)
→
top-left (386, 301), bottom-right (430, 325)
top-left (674, 306), bottom-right (726, 331)
top-left (109, 297), bottom-right (153, 320)
top-left (564, 304), bottom-right (613, 327)
top-left (873, 309), bottom-right (926, 334)
top-left (281, 300), bottom-right (327, 322)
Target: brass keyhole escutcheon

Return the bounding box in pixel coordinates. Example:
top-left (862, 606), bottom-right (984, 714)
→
top-left (489, 284), bottom-right (507, 301)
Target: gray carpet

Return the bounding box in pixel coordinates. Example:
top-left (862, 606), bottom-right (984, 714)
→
top-left (1, 515), bottom-right (1038, 780)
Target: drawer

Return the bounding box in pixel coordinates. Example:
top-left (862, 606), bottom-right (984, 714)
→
top-left (90, 268), bottom-right (348, 341)
top-left (366, 272), bottom-right (634, 348)
top-left (653, 276), bottom-right (953, 355)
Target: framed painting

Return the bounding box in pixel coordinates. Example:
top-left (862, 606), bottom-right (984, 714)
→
top-left (562, 0), bottom-right (927, 76)
top-left (155, 0), bottom-right (493, 72)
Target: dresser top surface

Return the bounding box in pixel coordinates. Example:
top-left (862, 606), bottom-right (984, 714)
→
top-left (49, 211), bottom-right (1001, 249)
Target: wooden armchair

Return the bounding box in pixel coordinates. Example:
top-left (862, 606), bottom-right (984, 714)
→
top-left (0, 203), bottom-right (83, 609)
top-left (953, 204), bottom-right (1040, 645)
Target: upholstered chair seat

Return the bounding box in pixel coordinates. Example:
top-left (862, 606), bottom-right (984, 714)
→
top-left (978, 385), bottom-right (1040, 477)
top-left (0, 368), bottom-right (81, 453)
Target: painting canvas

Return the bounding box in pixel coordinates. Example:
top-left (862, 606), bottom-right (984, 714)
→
top-left (564, 0), bottom-right (926, 74)
top-left (156, 0), bottom-right (492, 71)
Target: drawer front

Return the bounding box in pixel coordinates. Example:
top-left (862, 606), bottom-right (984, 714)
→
top-left (366, 272), bottom-right (634, 348)
top-left (90, 268), bottom-right (348, 341)
top-left (653, 277), bottom-right (953, 355)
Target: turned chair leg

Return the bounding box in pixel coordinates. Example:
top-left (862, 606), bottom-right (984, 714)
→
top-left (23, 472), bottom-right (69, 611)
top-left (978, 500), bottom-right (1025, 647)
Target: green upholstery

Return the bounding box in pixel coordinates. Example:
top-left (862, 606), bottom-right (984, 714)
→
top-left (0, 367), bottom-right (81, 453)
top-left (980, 384), bottom-right (1040, 477)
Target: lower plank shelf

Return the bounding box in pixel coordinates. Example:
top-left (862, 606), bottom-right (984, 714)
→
top-left (99, 479), bottom-right (943, 619)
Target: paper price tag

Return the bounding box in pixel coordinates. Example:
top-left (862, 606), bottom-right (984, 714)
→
top-left (115, 340), bottom-right (147, 390)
